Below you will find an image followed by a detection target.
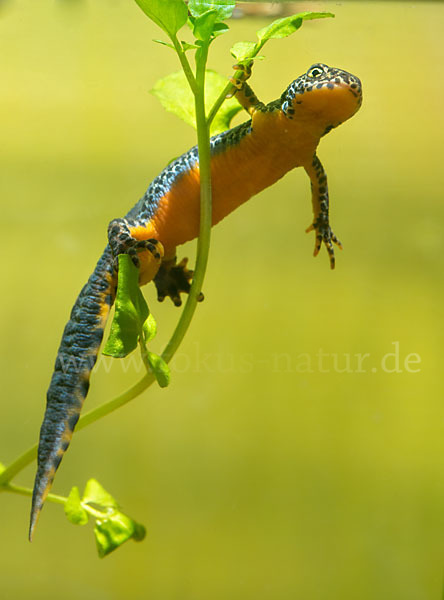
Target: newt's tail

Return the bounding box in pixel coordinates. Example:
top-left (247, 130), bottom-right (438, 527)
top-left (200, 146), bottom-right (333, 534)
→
top-left (29, 246), bottom-right (116, 540)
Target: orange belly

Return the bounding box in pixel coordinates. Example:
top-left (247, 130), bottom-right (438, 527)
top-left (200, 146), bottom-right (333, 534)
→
top-left (130, 111), bottom-right (320, 259)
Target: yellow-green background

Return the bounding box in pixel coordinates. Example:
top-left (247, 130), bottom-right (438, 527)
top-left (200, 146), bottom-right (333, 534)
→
top-left (1, 1), bottom-right (443, 598)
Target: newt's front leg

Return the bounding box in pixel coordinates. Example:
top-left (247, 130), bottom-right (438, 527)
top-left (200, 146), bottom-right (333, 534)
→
top-left (304, 154), bottom-right (342, 270)
top-left (229, 63), bottom-right (266, 116)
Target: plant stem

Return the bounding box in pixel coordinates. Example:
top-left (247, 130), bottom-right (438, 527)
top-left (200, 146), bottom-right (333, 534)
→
top-left (0, 447), bottom-right (37, 487)
top-left (0, 372), bottom-right (159, 488)
top-left (207, 79), bottom-right (234, 127)
top-left (2, 482), bottom-right (66, 506)
top-left (163, 43), bottom-right (212, 362)
top-left (171, 36), bottom-right (198, 95)
top-left (207, 60), bottom-right (254, 128)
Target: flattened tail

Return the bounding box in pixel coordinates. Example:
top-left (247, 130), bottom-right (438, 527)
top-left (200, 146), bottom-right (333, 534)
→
top-left (29, 246), bottom-right (115, 541)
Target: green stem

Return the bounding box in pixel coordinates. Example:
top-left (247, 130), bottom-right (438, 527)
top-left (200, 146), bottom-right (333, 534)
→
top-left (207, 79), bottom-right (234, 127)
top-left (3, 482), bottom-right (110, 520)
top-left (163, 42), bottom-right (212, 362)
top-left (0, 41), bottom-right (213, 489)
top-left (2, 482), bottom-right (66, 506)
top-left (0, 372), bottom-right (158, 488)
top-left (207, 59), bottom-right (254, 128)
top-left (0, 447), bottom-right (37, 487)
top-left (171, 35), bottom-right (198, 95)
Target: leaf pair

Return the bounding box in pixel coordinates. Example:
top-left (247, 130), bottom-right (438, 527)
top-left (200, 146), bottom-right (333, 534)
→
top-left (135, 0), bottom-right (235, 41)
top-left (65, 478), bottom-right (146, 558)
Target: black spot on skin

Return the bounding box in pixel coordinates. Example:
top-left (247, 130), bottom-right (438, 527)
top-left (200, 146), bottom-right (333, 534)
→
top-left (67, 413), bottom-right (79, 432)
top-left (327, 83), bottom-right (334, 90)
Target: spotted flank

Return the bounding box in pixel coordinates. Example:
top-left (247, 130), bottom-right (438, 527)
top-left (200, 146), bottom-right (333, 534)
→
top-left (30, 62), bottom-right (362, 538)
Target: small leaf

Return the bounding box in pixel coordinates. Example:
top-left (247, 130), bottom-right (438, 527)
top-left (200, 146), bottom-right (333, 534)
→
top-left (193, 9), bottom-right (219, 42)
top-left (229, 41), bottom-right (257, 62)
top-left (82, 479), bottom-right (118, 511)
top-left (188, 0), bottom-right (235, 20)
top-left (151, 69), bottom-right (242, 134)
top-left (230, 12), bottom-right (334, 62)
top-left (102, 254), bottom-right (149, 358)
top-left (212, 22), bottom-right (229, 38)
top-left (134, 0), bottom-right (188, 38)
top-left (153, 38), bottom-right (175, 50)
top-left (146, 351), bottom-right (171, 388)
top-left (132, 521), bottom-right (147, 541)
top-left (94, 511), bottom-right (146, 558)
top-left (181, 40), bottom-right (199, 52)
top-left (0, 462), bottom-right (5, 475)
top-left (256, 12), bottom-right (334, 51)
top-left (64, 486), bottom-right (89, 526)
top-left (142, 313), bottom-right (158, 343)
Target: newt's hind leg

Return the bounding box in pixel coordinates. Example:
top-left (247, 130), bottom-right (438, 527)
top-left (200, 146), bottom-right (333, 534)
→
top-left (108, 219), bottom-right (163, 268)
top-left (154, 257), bottom-right (204, 307)
top-left (304, 154), bottom-right (342, 270)
top-left (108, 218), bottom-right (165, 287)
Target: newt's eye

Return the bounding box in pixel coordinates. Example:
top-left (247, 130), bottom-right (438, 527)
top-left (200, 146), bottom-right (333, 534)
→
top-left (307, 66), bottom-right (324, 78)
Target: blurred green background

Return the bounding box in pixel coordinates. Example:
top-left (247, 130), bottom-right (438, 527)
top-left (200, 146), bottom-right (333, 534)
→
top-left (1, 1), bottom-right (444, 598)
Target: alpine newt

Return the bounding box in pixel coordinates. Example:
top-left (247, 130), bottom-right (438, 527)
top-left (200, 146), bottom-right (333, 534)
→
top-left (29, 63), bottom-right (362, 539)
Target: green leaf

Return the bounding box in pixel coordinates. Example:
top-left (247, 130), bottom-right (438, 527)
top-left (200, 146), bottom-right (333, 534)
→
top-left (94, 511), bottom-right (146, 558)
top-left (142, 313), bottom-right (158, 343)
top-left (134, 0), bottom-right (188, 38)
top-left (229, 41), bottom-right (257, 62)
top-left (0, 462), bottom-right (5, 475)
top-left (256, 12), bottom-right (334, 50)
top-left (82, 479), bottom-right (118, 510)
top-left (188, 0), bottom-right (235, 20)
top-left (102, 254), bottom-right (149, 358)
top-left (151, 69), bottom-right (242, 135)
top-left (212, 22), bottom-right (229, 38)
top-left (193, 9), bottom-right (219, 42)
top-left (153, 38), bottom-right (175, 50)
top-left (230, 12), bottom-right (334, 62)
top-left (146, 351), bottom-right (171, 388)
top-left (181, 41), bottom-right (199, 52)
top-left (64, 486), bottom-right (89, 526)
top-left (256, 15), bottom-right (303, 45)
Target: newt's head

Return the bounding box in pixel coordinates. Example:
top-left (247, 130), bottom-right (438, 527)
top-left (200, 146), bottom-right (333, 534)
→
top-left (281, 63), bottom-right (362, 133)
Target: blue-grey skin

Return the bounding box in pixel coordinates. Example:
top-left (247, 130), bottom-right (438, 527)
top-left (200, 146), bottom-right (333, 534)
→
top-left (29, 248), bottom-right (115, 538)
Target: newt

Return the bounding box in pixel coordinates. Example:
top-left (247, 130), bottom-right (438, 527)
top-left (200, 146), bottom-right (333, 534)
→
top-left (29, 63), bottom-right (362, 539)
